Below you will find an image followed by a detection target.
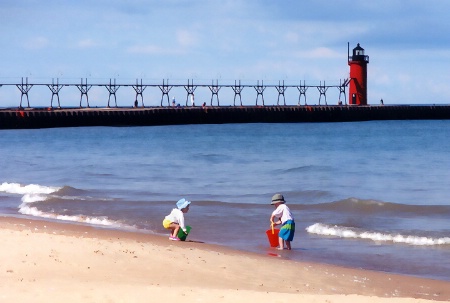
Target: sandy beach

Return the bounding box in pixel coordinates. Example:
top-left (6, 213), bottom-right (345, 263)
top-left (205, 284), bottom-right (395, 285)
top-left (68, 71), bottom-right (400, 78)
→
top-left (0, 216), bottom-right (448, 303)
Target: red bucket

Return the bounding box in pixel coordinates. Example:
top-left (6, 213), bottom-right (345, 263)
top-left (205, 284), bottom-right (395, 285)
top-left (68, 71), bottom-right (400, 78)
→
top-left (266, 228), bottom-right (280, 247)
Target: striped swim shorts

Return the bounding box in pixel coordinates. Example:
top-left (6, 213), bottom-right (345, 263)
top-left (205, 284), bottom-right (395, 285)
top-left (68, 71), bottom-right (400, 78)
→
top-left (278, 220), bottom-right (295, 241)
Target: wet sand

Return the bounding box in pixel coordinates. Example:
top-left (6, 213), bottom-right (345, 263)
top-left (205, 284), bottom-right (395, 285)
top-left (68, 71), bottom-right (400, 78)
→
top-left (1, 216), bottom-right (449, 303)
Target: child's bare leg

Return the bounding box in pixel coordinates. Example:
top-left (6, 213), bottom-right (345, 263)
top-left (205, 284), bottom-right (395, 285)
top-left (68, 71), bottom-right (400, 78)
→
top-left (169, 223), bottom-right (180, 237)
top-left (278, 237), bottom-right (284, 250)
top-left (286, 241), bottom-right (291, 250)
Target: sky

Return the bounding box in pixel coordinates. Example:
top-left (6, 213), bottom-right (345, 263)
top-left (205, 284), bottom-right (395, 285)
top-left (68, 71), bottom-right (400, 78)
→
top-left (2, 0), bottom-right (450, 107)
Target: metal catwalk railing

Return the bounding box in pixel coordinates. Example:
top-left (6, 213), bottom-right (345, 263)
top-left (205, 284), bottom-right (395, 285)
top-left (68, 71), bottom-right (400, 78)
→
top-left (3, 77), bottom-right (350, 109)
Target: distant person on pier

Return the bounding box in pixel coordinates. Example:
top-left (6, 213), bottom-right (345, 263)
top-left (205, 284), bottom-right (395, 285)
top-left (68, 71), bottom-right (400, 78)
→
top-left (172, 97), bottom-right (176, 107)
top-left (134, 100), bottom-right (138, 108)
top-left (380, 98), bottom-right (384, 105)
top-left (202, 102), bottom-right (206, 108)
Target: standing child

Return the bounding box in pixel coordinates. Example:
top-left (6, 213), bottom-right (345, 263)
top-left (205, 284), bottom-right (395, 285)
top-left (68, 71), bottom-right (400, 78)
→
top-left (162, 198), bottom-right (191, 241)
top-left (270, 193), bottom-right (295, 250)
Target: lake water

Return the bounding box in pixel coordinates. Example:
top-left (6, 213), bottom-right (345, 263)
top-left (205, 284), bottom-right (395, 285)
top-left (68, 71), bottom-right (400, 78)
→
top-left (1, 120), bottom-right (449, 281)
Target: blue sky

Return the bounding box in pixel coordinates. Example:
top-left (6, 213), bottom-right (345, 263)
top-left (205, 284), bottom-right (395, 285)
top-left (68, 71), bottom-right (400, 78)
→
top-left (2, 0), bottom-right (450, 107)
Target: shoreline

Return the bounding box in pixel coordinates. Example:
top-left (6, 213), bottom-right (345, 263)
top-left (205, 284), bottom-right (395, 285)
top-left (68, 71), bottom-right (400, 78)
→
top-left (1, 216), bottom-right (449, 302)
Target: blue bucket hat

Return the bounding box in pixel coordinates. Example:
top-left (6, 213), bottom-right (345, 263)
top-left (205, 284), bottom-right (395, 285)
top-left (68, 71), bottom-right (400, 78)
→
top-left (176, 198), bottom-right (191, 210)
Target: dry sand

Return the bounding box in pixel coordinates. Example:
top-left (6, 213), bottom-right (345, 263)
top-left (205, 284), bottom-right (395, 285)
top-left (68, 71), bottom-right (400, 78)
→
top-left (0, 216), bottom-right (448, 303)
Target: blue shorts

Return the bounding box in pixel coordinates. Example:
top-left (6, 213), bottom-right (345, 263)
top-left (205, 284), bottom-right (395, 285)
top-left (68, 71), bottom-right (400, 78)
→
top-left (278, 220), bottom-right (295, 241)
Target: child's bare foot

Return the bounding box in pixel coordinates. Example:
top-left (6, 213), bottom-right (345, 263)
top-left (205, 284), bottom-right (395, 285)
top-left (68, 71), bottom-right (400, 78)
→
top-left (276, 247), bottom-right (284, 250)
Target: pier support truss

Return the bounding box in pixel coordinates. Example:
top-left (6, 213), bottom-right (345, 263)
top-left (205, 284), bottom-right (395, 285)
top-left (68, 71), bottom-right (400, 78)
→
top-left (132, 79), bottom-right (147, 107)
top-left (254, 80), bottom-right (265, 106)
top-left (17, 77), bottom-right (33, 108)
top-left (76, 78), bottom-right (92, 108)
top-left (47, 78), bottom-right (63, 108)
top-left (297, 81), bottom-right (308, 105)
top-left (184, 79), bottom-right (197, 106)
top-left (158, 79), bottom-right (172, 107)
top-left (317, 81), bottom-right (328, 105)
top-left (208, 80), bottom-right (220, 106)
top-left (338, 78), bottom-right (350, 105)
top-left (106, 79), bottom-right (120, 108)
top-left (276, 81), bottom-right (287, 106)
top-left (232, 80), bottom-right (244, 106)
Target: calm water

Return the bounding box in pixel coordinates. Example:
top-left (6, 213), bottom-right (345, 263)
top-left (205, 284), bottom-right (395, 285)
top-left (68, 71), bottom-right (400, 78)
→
top-left (1, 120), bottom-right (449, 281)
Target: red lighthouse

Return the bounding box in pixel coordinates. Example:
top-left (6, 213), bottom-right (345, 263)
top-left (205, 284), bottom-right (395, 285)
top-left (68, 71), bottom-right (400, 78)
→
top-left (348, 43), bottom-right (369, 105)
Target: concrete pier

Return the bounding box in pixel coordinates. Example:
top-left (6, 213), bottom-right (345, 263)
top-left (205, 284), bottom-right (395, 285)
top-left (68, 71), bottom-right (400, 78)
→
top-left (1, 105), bottom-right (450, 129)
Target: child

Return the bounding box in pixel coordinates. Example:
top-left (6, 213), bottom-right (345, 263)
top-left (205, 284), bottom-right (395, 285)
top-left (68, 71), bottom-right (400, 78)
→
top-left (162, 198), bottom-right (191, 241)
top-left (270, 193), bottom-right (295, 250)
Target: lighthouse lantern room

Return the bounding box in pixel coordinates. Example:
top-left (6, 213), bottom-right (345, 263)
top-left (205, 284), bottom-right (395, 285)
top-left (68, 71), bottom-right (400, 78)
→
top-left (348, 43), bottom-right (369, 105)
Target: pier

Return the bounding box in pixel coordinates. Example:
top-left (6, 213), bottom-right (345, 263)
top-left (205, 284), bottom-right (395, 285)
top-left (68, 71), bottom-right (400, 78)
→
top-left (1, 77), bottom-right (450, 129)
top-left (1, 105), bottom-right (450, 129)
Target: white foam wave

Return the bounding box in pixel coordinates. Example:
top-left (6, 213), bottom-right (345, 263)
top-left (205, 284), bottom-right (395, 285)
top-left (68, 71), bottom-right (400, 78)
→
top-left (2, 182), bottom-right (119, 228)
top-left (19, 204), bottom-right (116, 226)
top-left (21, 193), bottom-right (48, 203)
top-left (306, 223), bottom-right (450, 246)
top-left (0, 182), bottom-right (60, 195)
top-left (0, 182), bottom-right (62, 210)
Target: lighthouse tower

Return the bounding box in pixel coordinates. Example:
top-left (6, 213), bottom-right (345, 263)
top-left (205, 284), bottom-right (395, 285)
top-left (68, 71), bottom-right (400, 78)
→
top-left (348, 43), bottom-right (369, 105)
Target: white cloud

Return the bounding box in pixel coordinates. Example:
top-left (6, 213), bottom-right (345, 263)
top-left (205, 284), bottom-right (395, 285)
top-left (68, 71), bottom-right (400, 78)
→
top-left (306, 47), bottom-right (341, 59)
top-left (126, 44), bottom-right (183, 55)
top-left (127, 44), bottom-right (163, 54)
top-left (284, 32), bottom-right (299, 44)
top-left (77, 39), bottom-right (98, 49)
top-left (24, 36), bottom-right (49, 50)
top-left (280, 47), bottom-right (342, 60)
top-left (176, 29), bottom-right (197, 48)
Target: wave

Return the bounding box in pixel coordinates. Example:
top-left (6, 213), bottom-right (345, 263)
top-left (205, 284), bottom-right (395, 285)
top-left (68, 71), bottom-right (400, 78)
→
top-left (0, 182), bottom-right (60, 195)
top-left (50, 186), bottom-right (114, 202)
top-left (0, 182), bottom-right (120, 227)
top-left (306, 223), bottom-right (450, 246)
top-left (18, 204), bottom-right (117, 226)
top-left (54, 185), bottom-right (90, 196)
top-left (302, 198), bottom-right (450, 216)
top-left (277, 165), bottom-right (317, 173)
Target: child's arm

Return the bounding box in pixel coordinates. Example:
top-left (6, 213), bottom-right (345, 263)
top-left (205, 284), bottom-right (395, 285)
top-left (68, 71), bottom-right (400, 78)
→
top-left (178, 213), bottom-right (188, 234)
top-left (270, 214), bottom-right (282, 225)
